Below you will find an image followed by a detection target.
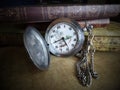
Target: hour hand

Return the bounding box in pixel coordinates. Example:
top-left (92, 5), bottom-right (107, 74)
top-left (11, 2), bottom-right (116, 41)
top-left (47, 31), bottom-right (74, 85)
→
top-left (53, 38), bottom-right (62, 43)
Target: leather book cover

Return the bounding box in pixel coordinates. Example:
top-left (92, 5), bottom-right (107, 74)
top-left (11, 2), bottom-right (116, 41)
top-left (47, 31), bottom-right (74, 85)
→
top-left (0, 5), bottom-right (120, 23)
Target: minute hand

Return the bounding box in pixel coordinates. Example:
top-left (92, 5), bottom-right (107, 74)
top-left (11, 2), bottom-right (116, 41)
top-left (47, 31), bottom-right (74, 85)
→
top-left (62, 37), bottom-right (69, 49)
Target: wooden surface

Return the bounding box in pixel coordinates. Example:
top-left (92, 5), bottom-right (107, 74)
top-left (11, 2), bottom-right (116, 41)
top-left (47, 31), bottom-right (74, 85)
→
top-left (0, 47), bottom-right (120, 90)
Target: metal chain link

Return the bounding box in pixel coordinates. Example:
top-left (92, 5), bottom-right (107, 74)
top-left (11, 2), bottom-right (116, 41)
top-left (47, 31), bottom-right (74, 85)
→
top-left (76, 24), bottom-right (98, 87)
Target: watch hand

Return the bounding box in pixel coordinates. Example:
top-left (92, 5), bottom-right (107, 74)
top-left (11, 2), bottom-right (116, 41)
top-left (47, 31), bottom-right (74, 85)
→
top-left (53, 38), bottom-right (63, 43)
top-left (62, 37), bottom-right (69, 49)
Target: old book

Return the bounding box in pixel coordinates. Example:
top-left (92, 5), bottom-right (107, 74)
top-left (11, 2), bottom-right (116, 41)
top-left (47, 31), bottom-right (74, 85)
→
top-left (78, 18), bottom-right (110, 28)
top-left (0, 5), bottom-right (119, 23)
top-left (27, 18), bottom-right (110, 30)
top-left (93, 36), bottom-right (120, 51)
top-left (82, 21), bottom-right (120, 51)
top-left (91, 22), bottom-right (120, 51)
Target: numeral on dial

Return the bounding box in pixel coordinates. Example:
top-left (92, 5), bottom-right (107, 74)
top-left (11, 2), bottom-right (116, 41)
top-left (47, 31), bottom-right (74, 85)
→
top-left (71, 44), bottom-right (75, 47)
top-left (74, 39), bottom-right (77, 41)
top-left (69, 27), bottom-right (72, 30)
top-left (57, 26), bottom-right (61, 29)
top-left (51, 35), bottom-right (54, 38)
top-left (53, 30), bottom-right (55, 32)
top-left (66, 48), bottom-right (69, 51)
top-left (55, 46), bottom-right (58, 48)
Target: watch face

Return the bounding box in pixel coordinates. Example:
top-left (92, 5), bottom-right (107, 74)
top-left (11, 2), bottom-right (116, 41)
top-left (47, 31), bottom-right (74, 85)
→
top-left (45, 18), bottom-right (85, 56)
top-left (23, 26), bottom-right (50, 70)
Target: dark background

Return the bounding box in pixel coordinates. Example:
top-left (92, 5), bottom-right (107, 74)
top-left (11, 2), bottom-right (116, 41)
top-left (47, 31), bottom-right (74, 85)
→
top-left (0, 0), bottom-right (120, 8)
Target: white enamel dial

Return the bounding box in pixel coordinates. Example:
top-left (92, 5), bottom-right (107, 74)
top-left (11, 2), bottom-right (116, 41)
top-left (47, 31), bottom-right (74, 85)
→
top-left (48, 23), bottom-right (77, 54)
top-left (45, 18), bottom-right (85, 56)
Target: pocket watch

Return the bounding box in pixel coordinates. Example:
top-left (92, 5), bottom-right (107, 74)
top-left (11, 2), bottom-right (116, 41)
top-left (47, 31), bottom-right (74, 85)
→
top-left (23, 18), bottom-right (85, 70)
top-left (45, 18), bottom-right (84, 56)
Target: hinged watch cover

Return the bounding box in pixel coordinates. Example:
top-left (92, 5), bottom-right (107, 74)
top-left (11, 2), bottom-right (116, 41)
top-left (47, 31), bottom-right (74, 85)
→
top-left (23, 26), bottom-right (50, 70)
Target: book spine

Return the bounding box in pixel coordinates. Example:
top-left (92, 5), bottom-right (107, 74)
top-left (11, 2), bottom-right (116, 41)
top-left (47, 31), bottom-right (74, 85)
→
top-left (0, 5), bottom-right (120, 23)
